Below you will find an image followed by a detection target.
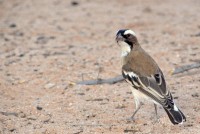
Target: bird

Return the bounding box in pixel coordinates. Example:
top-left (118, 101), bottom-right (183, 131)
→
top-left (115, 29), bottom-right (186, 125)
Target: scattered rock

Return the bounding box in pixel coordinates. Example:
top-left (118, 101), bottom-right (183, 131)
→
top-left (99, 102), bottom-right (108, 105)
top-left (34, 124), bottom-right (43, 129)
top-left (115, 104), bottom-right (126, 109)
top-left (36, 36), bottom-right (49, 44)
top-left (56, 25), bottom-right (63, 31)
top-left (40, 114), bottom-right (52, 123)
top-left (77, 92), bottom-right (85, 95)
top-left (10, 128), bottom-right (16, 132)
top-left (184, 123), bottom-right (193, 127)
top-left (43, 52), bottom-right (50, 58)
top-left (6, 120), bottom-right (16, 132)
top-left (33, 69), bottom-right (38, 72)
top-left (170, 41), bottom-right (176, 45)
top-left (36, 106), bottom-right (43, 110)
top-left (4, 37), bottom-right (9, 41)
top-left (143, 7), bottom-right (152, 13)
top-left (71, 51), bottom-right (76, 55)
top-left (71, 1), bottom-right (79, 6)
top-left (9, 23), bottom-right (17, 28)
top-left (73, 129), bottom-right (83, 134)
top-left (85, 88), bottom-right (90, 91)
top-left (191, 33), bottom-right (200, 37)
top-left (11, 30), bottom-right (24, 37)
top-left (68, 45), bottom-right (74, 49)
top-left (4, 58), bottom-right (21, 66)
top-left (35, 36), bottom-right (55, 44)
top-left (126, 92), bottom-right (132, 94)
top-left (192, 93), bottom-right (199, 98)
top-left (18, 53), bottom-right (25, 57)
top-left (27, 115), bottom-right (37, 120)
top-left (124, 129), bottom-right (137, 133)
top-left (44, 83), bottom-right (55, 89)
top-left (18, 112), bottom-right (26, 118)
top-left (18, 79), bottom-right (27, 84)
top-left (86, 98), bottom-right (103, 101)
top-left (86, 114), bottom-right (96, 119)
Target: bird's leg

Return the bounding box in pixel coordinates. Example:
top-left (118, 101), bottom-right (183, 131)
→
top-left (131, 104), bottom-right (142, 120)
top-left (127, 103), bottom-right (143, 121)
top-left (154, 104), bottom-right (159, 122)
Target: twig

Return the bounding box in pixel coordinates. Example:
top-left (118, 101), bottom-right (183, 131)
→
top-left (75, 62), bottom-right (200, 85)
top-left (0, 111), bottom-right (18, 117)
top-left (76, 75), bottom-right (124, 85)
top-left (172, 62), bottom-right (200, 75)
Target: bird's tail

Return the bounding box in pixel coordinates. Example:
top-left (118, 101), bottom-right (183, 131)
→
top-left (164, 104), bottom-right (186, 125)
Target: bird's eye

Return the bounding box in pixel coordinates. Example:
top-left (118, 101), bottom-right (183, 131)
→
top-left (126, 34), bottom-right (131, 38)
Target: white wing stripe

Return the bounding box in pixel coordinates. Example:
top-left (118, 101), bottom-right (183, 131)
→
top-left (123, 71), bottom-right (140, 87)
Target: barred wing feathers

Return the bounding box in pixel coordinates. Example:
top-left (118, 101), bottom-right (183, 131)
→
top-left (122, 70), bottom-right (186, 124)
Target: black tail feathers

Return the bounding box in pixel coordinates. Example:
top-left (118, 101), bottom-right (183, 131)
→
top-left (164, 106), bottom-right (186, 125)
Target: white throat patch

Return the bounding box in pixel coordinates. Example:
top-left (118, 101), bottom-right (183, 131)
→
top-left (118, 41), bottom-right (131, 57)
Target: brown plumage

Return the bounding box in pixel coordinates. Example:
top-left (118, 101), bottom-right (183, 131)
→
top-left (116, 29), bottom-right (186, 125)
top-left (122, 46), bottom-right (159, 76)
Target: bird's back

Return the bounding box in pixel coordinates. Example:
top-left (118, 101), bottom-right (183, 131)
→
top-left (122, 47), bottom-right (159, 77)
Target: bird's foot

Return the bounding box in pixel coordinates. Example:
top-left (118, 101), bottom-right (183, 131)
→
top-left (150, 116), bottom-right (160, 124)
top-left (126, 115), bottom-right (136, 123)
top-left (154, 117), bottom-right (160, 124)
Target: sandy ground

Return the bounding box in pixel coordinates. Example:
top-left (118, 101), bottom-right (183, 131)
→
top-left (1, 0), bottom-right (200, 133)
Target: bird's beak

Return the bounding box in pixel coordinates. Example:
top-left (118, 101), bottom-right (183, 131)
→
top-left (116, 33), bottom-right (124, 43)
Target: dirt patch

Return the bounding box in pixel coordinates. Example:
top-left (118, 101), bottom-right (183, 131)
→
top-left (1, 0), bottom-right (200, 133)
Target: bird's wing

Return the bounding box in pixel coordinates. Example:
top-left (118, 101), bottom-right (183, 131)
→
top-left (122, 70), bottom-right (174, 109)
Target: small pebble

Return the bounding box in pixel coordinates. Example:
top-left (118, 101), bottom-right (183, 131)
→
top-left (44, 83), bottom-right (55, 89)
top-left (71, 1), bottom-right (79, 6)
top-left (192, 93), bottom-right (199, 97)
top-left (9, 23), bottom-right (16, 28)
top-left (36, 106), bottom-right (43, 110)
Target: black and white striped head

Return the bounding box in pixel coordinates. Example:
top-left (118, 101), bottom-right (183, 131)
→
top-left (116, 29), bottom-right (138, 56)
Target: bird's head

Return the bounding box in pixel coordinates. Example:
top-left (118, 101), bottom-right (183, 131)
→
top-left (116, 29), bottom-right (138, 57)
